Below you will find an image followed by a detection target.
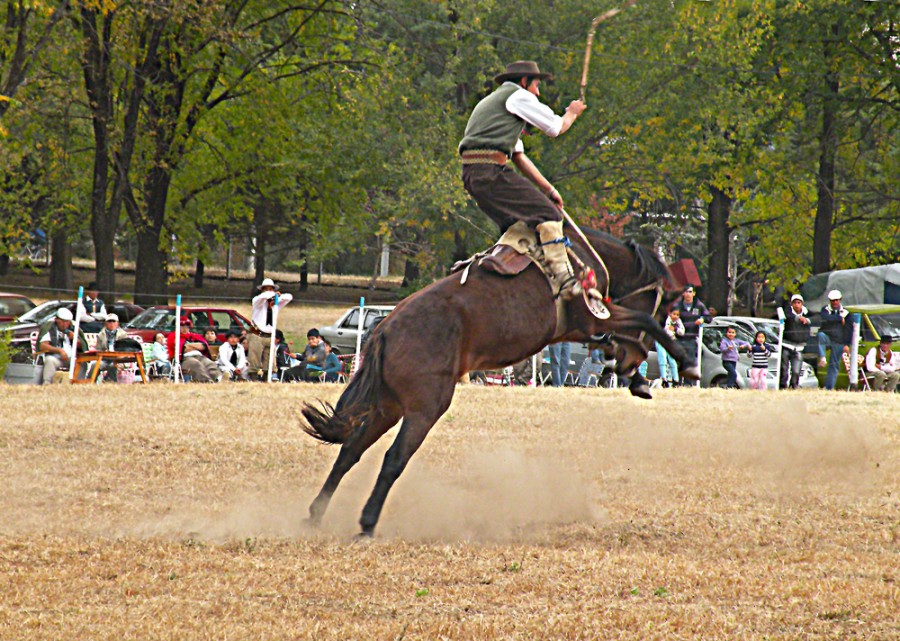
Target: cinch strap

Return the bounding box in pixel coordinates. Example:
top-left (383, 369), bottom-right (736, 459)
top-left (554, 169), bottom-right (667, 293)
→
top-left (540, 236), bottom-right (572, 247)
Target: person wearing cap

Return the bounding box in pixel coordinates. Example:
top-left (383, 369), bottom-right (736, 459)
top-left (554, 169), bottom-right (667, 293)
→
top-left (864, 336), bottom-right (899, 392)
top-left (671, 285), bottom-right (711, 380)
top-left (458, 60), bottom-right (587, 300)
top-left (248, 277), bottom-right (293, 375)
top-left (217, 330), bottom-right (249, 381)
top-left (37, 307), bottom-right (89, 384)
top-left (94, 313), bottom-right (129, 382)
top-left (779, 294), bottom-right (812, 389)
top-left (817, 289), bottom-right (854, 390)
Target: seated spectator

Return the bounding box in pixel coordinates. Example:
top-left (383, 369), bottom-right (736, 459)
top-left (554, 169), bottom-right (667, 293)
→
top-left (37, 308), bottom-right (89, 384)
top-left (865, 336), bottom-right (899, 392)
top-left (79, 282), bottom-right (107, 332)
top-left (95, 313), bottom-right (129, 382)
top-left (281, 328), bottom-right (327, 382)
top-left (166, 320), bottom-right (221, 383)
top-left (322, 340), bottom-right (342, 382)
top-left (217, 330), bottom-right (249, 381)
top-left (146, 332), bottom-right (172, 377)
top-left (204, 329), bottom-right (221, 346)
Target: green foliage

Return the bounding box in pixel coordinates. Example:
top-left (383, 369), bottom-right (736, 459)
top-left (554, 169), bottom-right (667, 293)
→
top-left (0, 330), bottom-right (11, 381)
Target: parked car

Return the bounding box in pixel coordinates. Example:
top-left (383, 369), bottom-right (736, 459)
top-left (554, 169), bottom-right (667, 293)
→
top-left (318, 305), bottom-right (395, 355)
top-left (124, 306), bottom-right (251, 343)
top-left (1, 299), bottom-right (145, 340)
top-left (0, 292), bottom-right (36, 323)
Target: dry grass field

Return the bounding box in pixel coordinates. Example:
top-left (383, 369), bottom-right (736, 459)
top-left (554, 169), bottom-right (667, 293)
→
top-left (0, 383), bottom-right (898, 640)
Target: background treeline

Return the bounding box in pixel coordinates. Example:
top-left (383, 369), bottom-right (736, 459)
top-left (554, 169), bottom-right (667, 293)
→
top-left (1, 0), bottom-right (898, 309)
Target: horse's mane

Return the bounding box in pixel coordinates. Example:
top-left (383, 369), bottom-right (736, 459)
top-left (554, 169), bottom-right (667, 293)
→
top-left (580, 228), bottom-right (675, 292)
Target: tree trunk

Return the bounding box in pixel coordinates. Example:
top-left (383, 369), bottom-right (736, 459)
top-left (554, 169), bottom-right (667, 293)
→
top-left (251, 228), bottom-right (266, 297)
top-left (194, 258), bottom-right (204, 289)
top-left (133, 226), bottom-right (168, 306)
top-left (0, 255), bottom-right (9, 276)
top-left (79, 6), bottom-right (118, 298)
top-left (401, 257), bottom-right (420, 289)
top-left (813, 23), bottom-right (839, 275)
top-left (706, 186), bottom-right (731, 313)
top-left (49, 231), bottom-right (74, 292)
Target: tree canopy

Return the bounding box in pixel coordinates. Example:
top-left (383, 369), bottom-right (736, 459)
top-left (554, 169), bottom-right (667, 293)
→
top-left (2, 0), bottom-right (897, 304)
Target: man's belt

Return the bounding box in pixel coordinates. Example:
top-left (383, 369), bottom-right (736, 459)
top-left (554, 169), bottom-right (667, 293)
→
top-left (461, 150), bottom-right (508, 165)
top-left (249, 324), bottom-right (272, 338)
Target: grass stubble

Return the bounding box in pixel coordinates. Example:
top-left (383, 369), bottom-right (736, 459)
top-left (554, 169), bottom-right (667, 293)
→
top-left (0, 382), bottom-right (897, 640)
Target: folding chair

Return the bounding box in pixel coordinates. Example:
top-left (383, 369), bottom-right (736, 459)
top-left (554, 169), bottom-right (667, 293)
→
top-left (842, 352), bottom-right (872, 391)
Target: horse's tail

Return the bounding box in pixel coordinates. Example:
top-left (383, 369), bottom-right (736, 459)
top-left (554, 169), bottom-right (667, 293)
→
top-left (301, 331), bottom-right (387, 444)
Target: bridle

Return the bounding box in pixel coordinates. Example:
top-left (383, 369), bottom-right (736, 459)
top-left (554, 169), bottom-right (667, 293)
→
top-left (611, 279), bottom-right (667, 344)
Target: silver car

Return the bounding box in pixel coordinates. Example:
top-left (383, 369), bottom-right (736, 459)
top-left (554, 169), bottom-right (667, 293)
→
top-left (317, 305), bottom-right (395, 355)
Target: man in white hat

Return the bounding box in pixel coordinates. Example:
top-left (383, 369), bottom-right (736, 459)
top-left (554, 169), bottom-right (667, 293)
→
top-left (817, 289), bottom-right (854, 390)
top-left (37, 307), bottom-right (88, 384)
top-left (779, 294), bottom-right (811, 389)
top-left (248, 278), bottom-right (293, 376)
top-left (458, 60), bottom-right (586, 300)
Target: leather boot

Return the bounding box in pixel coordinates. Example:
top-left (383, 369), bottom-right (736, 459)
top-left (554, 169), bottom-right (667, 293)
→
top-left (536, 221), bottom-right (581, 300)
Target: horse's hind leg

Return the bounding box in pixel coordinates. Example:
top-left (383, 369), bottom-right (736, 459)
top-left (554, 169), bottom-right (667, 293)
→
top-left (358, 404), bottom-right (448, 537)
top-left (308, 406), bottom-right (401, 527)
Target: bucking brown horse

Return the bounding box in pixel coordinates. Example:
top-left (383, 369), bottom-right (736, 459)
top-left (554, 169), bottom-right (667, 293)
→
top-left (301, 228), bottom-right (695, 537)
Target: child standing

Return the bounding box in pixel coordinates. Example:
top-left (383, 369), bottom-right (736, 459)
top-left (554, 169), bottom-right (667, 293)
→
top-left (657, 308), bottom-right (685, 387)
top-left (719, 326), bottom-right (750, 389)
top-left (749, 330), bottom-right (777, 390)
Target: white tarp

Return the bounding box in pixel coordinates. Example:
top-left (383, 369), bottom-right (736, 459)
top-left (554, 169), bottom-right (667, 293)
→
top-left (801, 263), bottom-right (900, 312)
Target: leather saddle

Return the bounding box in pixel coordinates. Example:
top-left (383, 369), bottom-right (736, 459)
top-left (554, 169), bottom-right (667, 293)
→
top-left (451, 222), bottom-right (539, 278)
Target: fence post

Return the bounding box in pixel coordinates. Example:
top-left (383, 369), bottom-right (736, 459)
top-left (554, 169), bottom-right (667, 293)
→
top-left (68, 286), bottom-right (84, 381)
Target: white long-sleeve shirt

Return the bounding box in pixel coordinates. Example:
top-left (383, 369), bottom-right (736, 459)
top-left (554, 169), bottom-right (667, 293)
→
top-left (502, 83), bottom-right (564, 154)
top-left (865, 346), bottom-right (899, 373)
top-left (250, 291), bottom-right (293, 333)
top-left (217, 342), bottom-right (248, 373)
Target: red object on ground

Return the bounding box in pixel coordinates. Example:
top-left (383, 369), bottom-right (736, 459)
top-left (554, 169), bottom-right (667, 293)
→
top-left (668, 259), bottom-right (701, 289)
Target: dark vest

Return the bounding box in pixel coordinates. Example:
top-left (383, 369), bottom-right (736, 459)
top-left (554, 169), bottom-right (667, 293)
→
top-left (458, 83), bottom-right (524, 156)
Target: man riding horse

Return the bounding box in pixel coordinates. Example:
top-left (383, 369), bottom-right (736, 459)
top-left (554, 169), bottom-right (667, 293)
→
top-left (459, 60), bottom-right (586, 300)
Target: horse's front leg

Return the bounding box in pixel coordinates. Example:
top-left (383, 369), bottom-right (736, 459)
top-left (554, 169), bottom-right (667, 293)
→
top-left (595, 305), bottom-right (700, 381)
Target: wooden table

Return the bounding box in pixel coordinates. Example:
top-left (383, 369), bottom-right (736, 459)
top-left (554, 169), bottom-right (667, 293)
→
top-left (73, 350), bottom-right (149, 384)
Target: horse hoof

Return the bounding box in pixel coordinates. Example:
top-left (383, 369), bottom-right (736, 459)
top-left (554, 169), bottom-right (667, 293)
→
top-left (354, 530), bottom-right (375, 543)
top-left (680, 366), bottom-right (701, 381)
top-left (629, 385), bottom-right (652, 400)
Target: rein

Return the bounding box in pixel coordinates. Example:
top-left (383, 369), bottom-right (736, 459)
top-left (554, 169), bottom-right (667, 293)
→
top-left (611, 279), bottom-right (666, 344)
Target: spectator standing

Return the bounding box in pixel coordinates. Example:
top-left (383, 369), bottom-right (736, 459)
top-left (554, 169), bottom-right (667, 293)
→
top-left (672, 285), bottom-right (711, 383)
top-left (95, 313), bottom-right (128, 382)
top-left (217, 330), bottom-right (249, 381)
top-left (865, 336), bottom-right (899, 392)
top-left (658, 308), bottom-right (685, 387)
top-left (719, 326), bottom-right (750, 389)
top-left (547, 341), bottom-right (572, 387)
top-left (780, 294), bottom-right (812, 389)
top-left (749, 331), bottom-right (777, 390)
top-left (248, 278), bottom-right (293, 376)
top-left (82, 282), bottom-right (107, 318)
top-left (37, 308), bottom-right (88, 384)
top-left (817, 289), bottom-right (854, 390)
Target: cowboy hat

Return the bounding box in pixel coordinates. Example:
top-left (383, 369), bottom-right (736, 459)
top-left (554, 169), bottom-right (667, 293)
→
top-left (494, 60), bottom-right (553, 84)
top-left (257, 278), bottom-right (280, 291)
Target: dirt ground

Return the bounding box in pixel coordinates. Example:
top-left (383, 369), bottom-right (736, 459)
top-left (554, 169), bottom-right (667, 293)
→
top-left (0, 383), bottom-right (898, 640)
